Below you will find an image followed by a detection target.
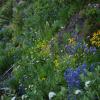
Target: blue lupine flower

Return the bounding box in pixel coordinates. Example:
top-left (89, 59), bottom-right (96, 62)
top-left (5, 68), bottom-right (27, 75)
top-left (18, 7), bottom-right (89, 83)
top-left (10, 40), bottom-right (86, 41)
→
top-left (76, 66), bottom-right (81, 74)
top-left (81, 63), bottom-right (87, 69)
top-left (65, 44), bottom-right (78, 55)
top-left (83, 44), bottom-right (89, 53)
top-left (89, 63), bottom-right (95, 72)
top-left (64, 68), bottom-right (73, 81)
top-left (64, 63), bottom-right (88, 100)
top-left (83, 45), bottom-right (96, 53)
top-left (81, 63), bottom-right (87, 76)
top-left (76, 42), bottom-right (82, 49)
top-left (89, 47), bottom-right (96, 53)
top-left (84, 47), bottom-right (89, 53)
top-left (65, 45), bottom-right (75, 55)
top-left (83, 44), bottom-right (87, 48)
top-left (64, 68), bottom-right (81, 89)
top-left (64, 64), bottom-right (87, 89)
top-left (73, 42), bottom-right (81, 53)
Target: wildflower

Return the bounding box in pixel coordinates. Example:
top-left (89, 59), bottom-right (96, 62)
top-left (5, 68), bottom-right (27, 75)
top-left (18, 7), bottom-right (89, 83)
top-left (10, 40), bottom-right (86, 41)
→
top-left (11, 96), bottom-right (16, 100)
top-left (68, 38), bottom-right (75, 44)
top-left (89, 46), bottom-right (96, 53)
top-left (76, 66), bottom-right (81, 74)
top-left (81, 63), bottom-right (87, 76)
top-left (48, 92), bottom-right (56, 100)
top-left (64, 63), bottom-right (87, 89)
top-left (54, 59), bottom-right (59, 67)
top-left (74, 90), bottom-right (81, 95)
top-left (85, 81), bottom-right (91, 87)
top-left (41, 77), bottom-right (46, 81)
top-left (75, 42), bottom-right (82, 49)
top-left (21, 94), bottom-right (28, 100)
top-left (81, 63), bottom-right (87, 69)
top-left (61, 26), bottom-right (64, 29)
top-left (61, 49), bottom-right (63, 52)
top-left (64, 68), bottom-right (80, 88)
top-left (31, 85), bottom-right (33, 88)
top-left (36, 60), bottom-right (39, 63)
top-left (89, 63), bottom-right (95, 72)
top-left (84, 46), bottom-right (89, 53)
top-left (90, 30), bottom-right (100, 47)
top-left (65, 45), bottom-right (76, 55)
top-left (29, 85), bottom-right (33, 89)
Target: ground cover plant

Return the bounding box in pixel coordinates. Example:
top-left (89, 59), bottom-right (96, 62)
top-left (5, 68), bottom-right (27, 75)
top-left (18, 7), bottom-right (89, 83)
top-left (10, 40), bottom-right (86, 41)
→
top-left (0, 0), bottom-right (100, 100)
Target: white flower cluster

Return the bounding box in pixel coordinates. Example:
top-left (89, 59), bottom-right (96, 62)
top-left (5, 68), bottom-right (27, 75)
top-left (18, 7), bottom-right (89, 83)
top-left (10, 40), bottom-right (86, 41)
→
top-left (85, 81), bottom-right (91, 88)
top-left (48, 92), bottom-right (56, 100)
top-left (74, 80), bottom-right (91, 95)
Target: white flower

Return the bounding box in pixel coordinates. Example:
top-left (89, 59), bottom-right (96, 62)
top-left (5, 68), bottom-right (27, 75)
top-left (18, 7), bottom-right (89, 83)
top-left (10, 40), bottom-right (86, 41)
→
top-left (29, 85), bottom-right (31, 89)
top-left (61, 50), bottom-right (63, 52)
top-left (11, 96), bottom-right (16, 100)
top-left (48, 92), bottom-right (56, 100)
top-left (75, 90), bottom-right (81, 95)
top-left (18, 1), bottom-right (25, 5)
top-left (21, 94), bottom-right (28, 100)
top-left (85, 81), bottom-right (91, 87)
top-left (36, 60), bottom-right (39, 63)
top-left (61, 26), bottom-right (64, 29)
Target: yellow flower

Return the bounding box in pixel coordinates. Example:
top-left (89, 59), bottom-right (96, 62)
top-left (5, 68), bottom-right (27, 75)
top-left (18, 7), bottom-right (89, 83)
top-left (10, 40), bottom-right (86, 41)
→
top-left (68, 38), bottom-right (75, 44)
top-left (36, 40), bottom-right (50, 57)
top-left (41, 77), bottom-right (46, 81)
top-left (54, 59), bottom-right (59, 68)
top-left (90, 30), bottom-right (100, 47)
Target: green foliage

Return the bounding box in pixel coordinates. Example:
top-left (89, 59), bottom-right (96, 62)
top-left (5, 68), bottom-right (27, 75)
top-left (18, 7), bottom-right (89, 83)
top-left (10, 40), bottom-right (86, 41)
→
top-left (0, 0), bottom-right (100, 99)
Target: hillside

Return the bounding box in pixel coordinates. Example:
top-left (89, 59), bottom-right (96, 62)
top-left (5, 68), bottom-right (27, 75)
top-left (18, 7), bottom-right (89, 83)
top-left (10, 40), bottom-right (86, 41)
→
top-left (0, 0), bottom-right (100, 100)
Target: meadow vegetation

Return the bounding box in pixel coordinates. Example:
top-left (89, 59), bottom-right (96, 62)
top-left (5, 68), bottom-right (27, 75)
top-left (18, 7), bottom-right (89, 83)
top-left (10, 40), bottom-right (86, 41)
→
top-left (0, 0), bottom-right (100, 100)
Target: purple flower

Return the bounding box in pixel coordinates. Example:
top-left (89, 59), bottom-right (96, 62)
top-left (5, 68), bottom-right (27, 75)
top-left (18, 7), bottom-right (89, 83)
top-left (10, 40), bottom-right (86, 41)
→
top-left (65, 45), bottom-right (77, 55)
top-left (76, 66), bottom-right (81, 74)
top-left (83, 45), bottom-right (96, 54)
top-left (89, 63), bottom-right (95, 72)
top-left (64, 68), bottom-right (81, 89)
top-left (64, 63), bottom-right (87, 89)
top-left (64, 63), bottom-right (88, 99)
top-left (76, 42), bottom-right (82, 48)
top-left (89, 47), bottom-right (96, 53)
top-left (81, 63), bottom-right (87, 69)
top-left (81, 63), bottom-right (87, 76)
top-left (65, 45), bottom-right (74, 55)
top-left (83, 44), bottom-right (89, 53)
top-left (84, 48), bottom-right (89, 53)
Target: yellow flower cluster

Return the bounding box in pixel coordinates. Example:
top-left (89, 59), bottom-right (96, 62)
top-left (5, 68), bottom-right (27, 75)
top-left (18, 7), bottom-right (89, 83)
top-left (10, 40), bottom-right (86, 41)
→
top-left (41, 77), bottom-right (46, 81)
top-left (36, 40), bottom-right (46, 48)
top-left (90, 30), bottom-right (100, 47)
top-left (36, 40), bottom-right (50, 57)
top-left (68, 38), bottom-right (76, 44)
top-left (54, 59), bottom-right (59, 67)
